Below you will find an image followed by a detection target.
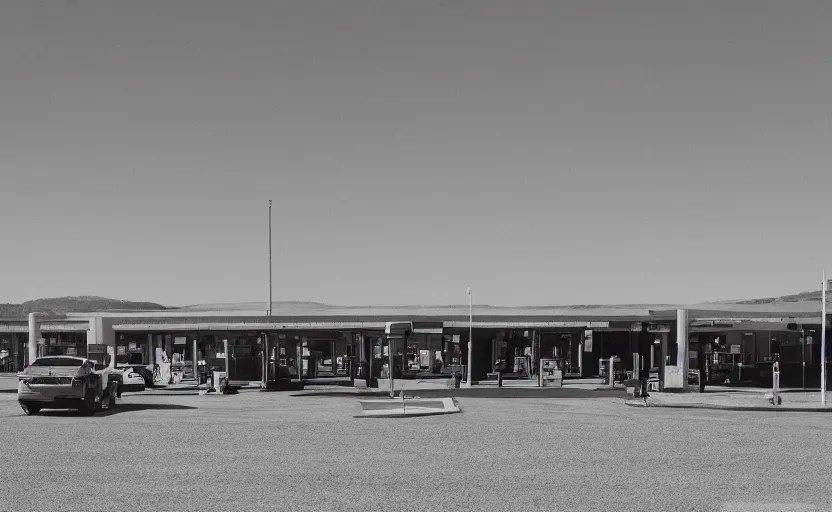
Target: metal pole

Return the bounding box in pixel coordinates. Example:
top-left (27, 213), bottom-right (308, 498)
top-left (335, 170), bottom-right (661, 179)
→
top-left (223, 338), bottom-right (229, 385)
top-left (267, 200), bottom-right (273, 317)
top-left (388, 335), bottom-right (395, 399)
top-left (822, 270), bottom-right (827, 406)
top-left (802, 328), bottom-right (805, 391)
top-left (262, 333), bottom-right (268, 389)
top-left (192, 339), bottom-right (199, 387)
top-left (466, 287), bottom-right (473, 388)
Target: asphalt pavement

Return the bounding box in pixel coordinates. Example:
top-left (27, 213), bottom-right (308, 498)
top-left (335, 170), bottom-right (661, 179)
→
top-left (0, 390), bottom-right (830, 512)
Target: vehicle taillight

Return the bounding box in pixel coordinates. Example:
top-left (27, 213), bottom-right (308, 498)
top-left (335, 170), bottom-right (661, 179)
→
top-left (72, 377), bottom-right (84, 386)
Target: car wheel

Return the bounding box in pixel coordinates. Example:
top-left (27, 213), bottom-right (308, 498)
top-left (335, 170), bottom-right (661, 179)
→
top-left (20, 402), bottom-right (41, 415)
top-left (81, 388), bottom-right (96, 416)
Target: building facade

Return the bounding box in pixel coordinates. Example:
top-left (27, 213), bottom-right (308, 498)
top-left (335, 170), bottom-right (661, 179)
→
top-left (2, 302), bottom-right (829, 389)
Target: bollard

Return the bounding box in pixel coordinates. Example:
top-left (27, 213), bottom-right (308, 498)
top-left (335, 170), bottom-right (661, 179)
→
top-left (771, 366), bottom-right (781, 406)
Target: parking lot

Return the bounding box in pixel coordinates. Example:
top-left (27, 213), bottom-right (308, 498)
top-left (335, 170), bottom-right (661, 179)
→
top-left (1, 390), bottom-right (830, 512)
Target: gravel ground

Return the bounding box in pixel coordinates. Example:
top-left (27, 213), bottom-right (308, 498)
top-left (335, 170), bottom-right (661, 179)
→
top-left (0, 392), bottom-right (830, 512)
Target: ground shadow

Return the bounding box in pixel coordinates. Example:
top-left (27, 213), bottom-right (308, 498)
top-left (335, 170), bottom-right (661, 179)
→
top-left (29, 403), bottom-right (197, 417)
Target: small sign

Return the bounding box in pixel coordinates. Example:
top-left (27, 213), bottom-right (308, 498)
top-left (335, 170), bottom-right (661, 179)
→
top-left (117, 346), bottom-right (126, 355)
top-left (174, 337), bottom-right (187, 345)
top-left (88, 344), bottom-right (108, 354)
top-left (584, 330), bottom-right (593, 352)
top-left (128, 342), bottom-right (137, 351)
top-left (647, 324), bottom-right (670, 333)
top-left (730, 345), bottom-right (741, 354)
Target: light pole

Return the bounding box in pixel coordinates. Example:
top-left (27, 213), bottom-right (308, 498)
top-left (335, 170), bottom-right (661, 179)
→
top-left (822, 271), bottom-right (827, 406)
top-left (267, 200), bottom-right (273, 317)
top-left (262, 200), bottom-right (273, 390)
top-left (466, 287), bottom-right (473, 388)
top-left (802, 326), bottom-right (805, 391)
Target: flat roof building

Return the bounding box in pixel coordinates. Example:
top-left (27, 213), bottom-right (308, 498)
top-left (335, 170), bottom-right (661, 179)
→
top-left (1, 300), bottom-right (828, 390)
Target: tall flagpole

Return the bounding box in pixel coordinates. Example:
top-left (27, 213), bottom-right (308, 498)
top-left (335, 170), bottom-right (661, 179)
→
top-left (822, 270), bottom-right (827, 406)
top-left (466, 287), bottom-right (473, 388)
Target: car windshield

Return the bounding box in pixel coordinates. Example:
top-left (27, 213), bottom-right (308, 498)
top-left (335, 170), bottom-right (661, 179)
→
top-left (31, 357), bottom-right (83, 367)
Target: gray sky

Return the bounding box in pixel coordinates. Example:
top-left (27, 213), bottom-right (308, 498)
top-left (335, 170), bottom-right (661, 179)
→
top-left (1, 1), bottom-right (831, 307)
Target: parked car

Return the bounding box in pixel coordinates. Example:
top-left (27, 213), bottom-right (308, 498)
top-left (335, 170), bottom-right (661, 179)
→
top-left (117, 364), bottom-right (152, 390)
top-left (118, 367), bottom-right (146, 393)
top-left (17, 356), bottom-right (122, 415)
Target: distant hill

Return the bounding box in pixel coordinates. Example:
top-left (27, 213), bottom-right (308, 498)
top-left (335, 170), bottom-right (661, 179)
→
top-left (719, 290), bottom-right (822, 305)
top-left (0, 296), bottom-right (168, 317)
top-left (0, 289), bottom-right (825, 318)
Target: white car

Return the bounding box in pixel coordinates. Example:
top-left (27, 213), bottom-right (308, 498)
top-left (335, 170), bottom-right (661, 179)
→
top-left (117, 366), bottom-right (147, 392)
top-left (17, 356), bottom-right (123, 415)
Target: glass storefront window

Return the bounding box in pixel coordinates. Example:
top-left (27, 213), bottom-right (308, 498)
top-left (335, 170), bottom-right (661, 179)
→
top-left (229, 335), bottom-right (262, 382)
top-left (41, 332), bottom-right (87, 359)
top-left (0, 335), bottom-right (13, 372)
top-left (403, 334), bottom-right (448, 376)
top-left (116, 333), bottom-right (148, 365)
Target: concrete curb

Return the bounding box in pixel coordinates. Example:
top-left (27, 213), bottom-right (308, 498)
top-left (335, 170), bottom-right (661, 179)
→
top-left (624, 399), bottom-right (832, 412)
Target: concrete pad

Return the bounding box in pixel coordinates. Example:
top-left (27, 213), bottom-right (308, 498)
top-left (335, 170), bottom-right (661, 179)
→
top-left (498, 380), bottom-right (538, 388)
top-left (376, 379), bottom-right (455, 391)
top-left (355, 397), bottom-right (461, 418)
